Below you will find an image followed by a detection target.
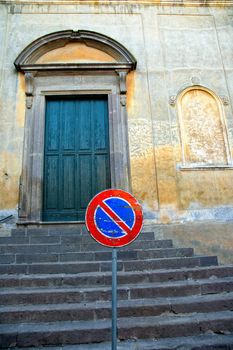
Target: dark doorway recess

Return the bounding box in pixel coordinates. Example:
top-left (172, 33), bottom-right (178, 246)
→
top-left (43, 95), bottom-right (111, 222)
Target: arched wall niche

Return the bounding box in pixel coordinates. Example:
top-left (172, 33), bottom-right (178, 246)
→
top-left (176, 86), bottom-right (231, 167)
top-left (15, 30), bottom-right (137, 223)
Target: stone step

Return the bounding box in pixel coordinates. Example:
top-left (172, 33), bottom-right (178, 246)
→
top-left (1, 265), bottom-right (233, 288)
top-left (1, 292), bottom-right (233, 324)
top-left (10, 228), bottom-right (159, 240)
top-left (81, 239), bottom-right (173, 252)
top-left (10, 226), bottom-right (91, 237)
top-left (0, 311), bottom-right (233, 347)
top-left (1, 277), bottom-right (232, 306)
top-left (0, 255), bottom-right (218, 275)
top-left (7, 334), bottom-right (233, 350)
top-left (11, 227), bottom-right (83, 236)
top-left (0, 239), bottom-right (173, 254)
top-left (0, 231), bottom-right (155, 244)
top-left (0, 247), bottom-right (194, 265)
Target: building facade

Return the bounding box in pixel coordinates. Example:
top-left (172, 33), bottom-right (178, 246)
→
top-left (0, 0), bottom-right (233, 262)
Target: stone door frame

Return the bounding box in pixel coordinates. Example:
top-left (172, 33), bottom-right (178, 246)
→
top-left (14, 30), bottom-right (137, 223)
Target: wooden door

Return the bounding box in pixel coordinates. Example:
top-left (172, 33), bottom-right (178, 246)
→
top-left (42, 95), bottom-right (110, 221)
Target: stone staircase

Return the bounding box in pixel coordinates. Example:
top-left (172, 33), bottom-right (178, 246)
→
top-left (0, 226), bottom-right (233, 349)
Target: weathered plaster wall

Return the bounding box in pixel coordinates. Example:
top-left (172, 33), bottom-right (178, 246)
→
top-left (0, 4), bottom-right (23, 218)
top-left (0, 1), bottom-right (233, 261)
top-left (150, 11), bottom-right (233, 223)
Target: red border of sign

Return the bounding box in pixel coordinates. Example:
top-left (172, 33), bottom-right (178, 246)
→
top-left (85, 189), bottom-right (143, 247)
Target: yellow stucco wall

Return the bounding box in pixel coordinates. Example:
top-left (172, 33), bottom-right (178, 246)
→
top-left (3, 31), bottom-right (233, 217)
top-left (0, 152), bottom-right (21, 209)
top-left (36, 43), bottom-right (117, 64)
top-left (0, 72), bottom-right (25, 211)
top-left (1, 3), bottom-right (233, 227)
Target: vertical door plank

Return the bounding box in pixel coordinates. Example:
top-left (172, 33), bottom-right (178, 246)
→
top-left (45, 155), bottom-right (59, 209)
top-left (79, 100), bottom-right (91, 151)
top-left (46, 100), bottom-right (60, 152)
top-left (94, 99), bottom-right (108, 151)
top-left (61, 100), bottom-right (76, 151)
top-left (79, 154), bottom-right (92, 209)
top-left (95, 154), bottom-right (110, 194)
top-left (62, 155), bottom-right (76, 210)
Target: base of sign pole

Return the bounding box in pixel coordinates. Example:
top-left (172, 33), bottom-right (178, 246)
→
top-left (112, 248), bottom-right (117, 350)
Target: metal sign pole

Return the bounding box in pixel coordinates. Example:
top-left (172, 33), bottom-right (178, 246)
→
top-left (112, 247), bottom-right (117, 350)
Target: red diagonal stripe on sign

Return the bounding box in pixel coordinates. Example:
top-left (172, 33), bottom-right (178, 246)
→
top-left (99, 200), bottom-right (132, 236)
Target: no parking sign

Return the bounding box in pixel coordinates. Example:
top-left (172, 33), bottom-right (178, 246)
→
top-left (85, 189), bottom-right (143, 247)
top-left (85, 189), bottom-right (143, 350)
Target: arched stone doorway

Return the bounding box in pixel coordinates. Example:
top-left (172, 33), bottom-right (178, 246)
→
top-left (15, 30), bottom-right (137, 223)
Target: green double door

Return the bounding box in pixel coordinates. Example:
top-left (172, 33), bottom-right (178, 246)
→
top-left (43, 95), bottom-right (111, 222)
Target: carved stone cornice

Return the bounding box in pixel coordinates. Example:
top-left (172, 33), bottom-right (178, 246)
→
top-left (116, 70), bottom-right (128, 106)
top-left (25, 71), bottom-right (36, 109)
top-left (19, 63), bottom-right (133, 73)
top-left (220, 95), bottom-right (230, 106)
top-left (3, 0), bottom-right (233, 5)
top-left (169, 95), bottom-right (177, 106)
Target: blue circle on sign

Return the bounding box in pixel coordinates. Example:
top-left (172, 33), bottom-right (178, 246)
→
top-left (95, 197), bottom-right (135, 238)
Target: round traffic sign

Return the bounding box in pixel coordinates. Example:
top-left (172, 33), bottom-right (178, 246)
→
top-left (85, 189), bottom-right (143, 247)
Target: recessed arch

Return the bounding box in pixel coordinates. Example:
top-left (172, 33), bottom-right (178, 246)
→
top-left (14, 30), bottom-right (137, 71)
top-left (177, 85), bottom-right (231, 166)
